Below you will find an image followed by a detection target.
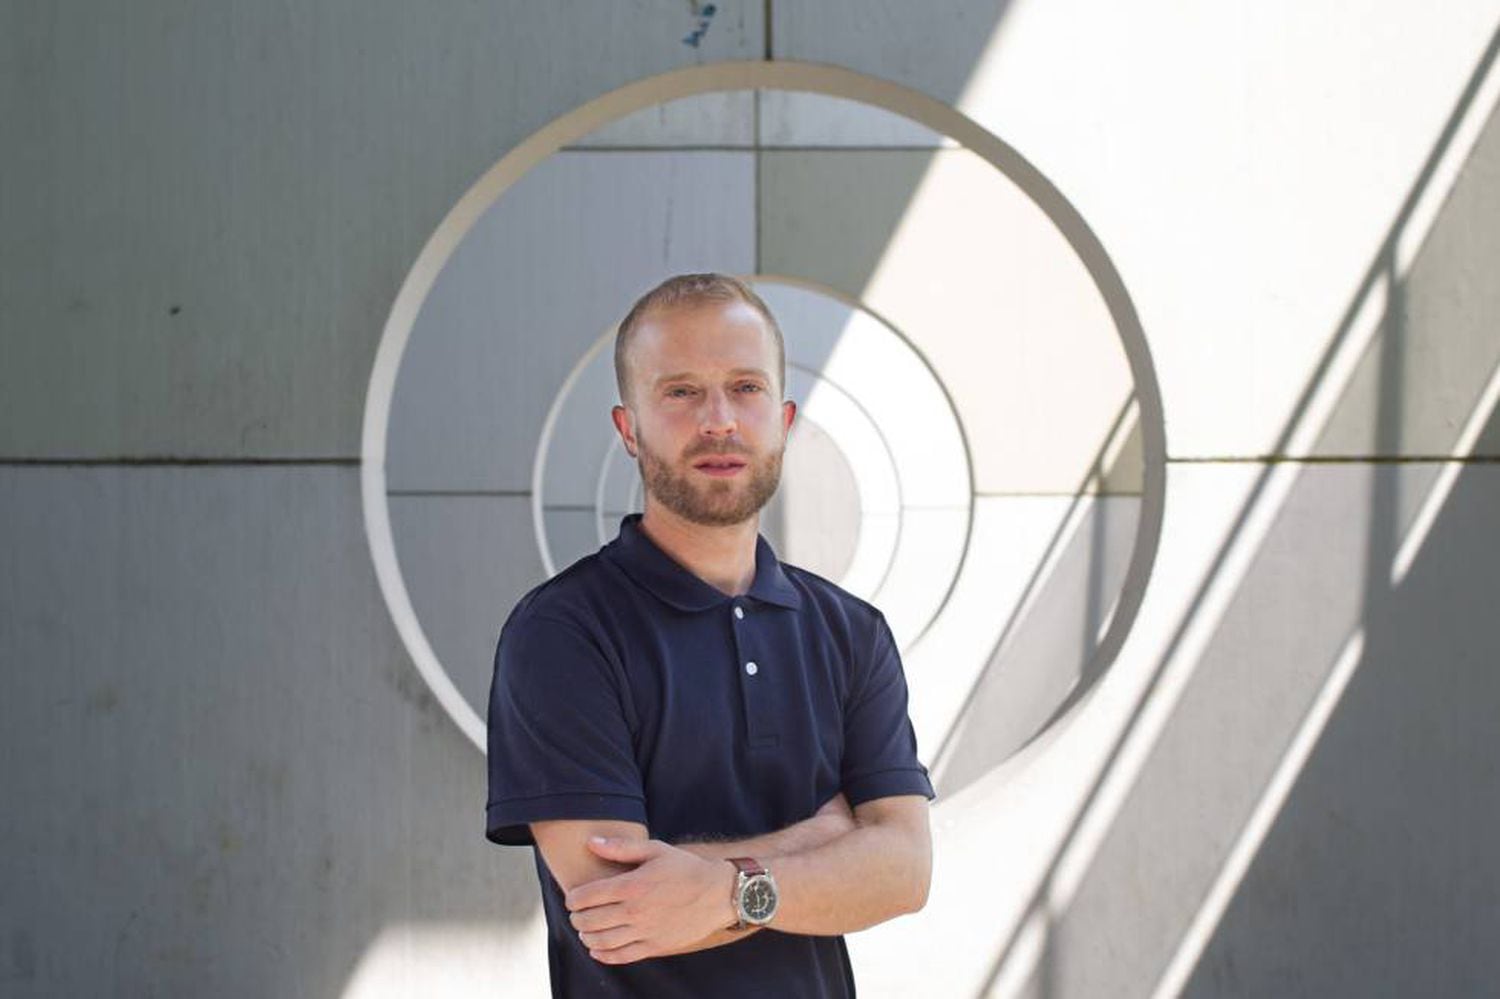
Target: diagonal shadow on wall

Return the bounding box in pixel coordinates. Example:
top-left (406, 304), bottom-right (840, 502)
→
top-left (983, 21), bottom-right (1500, 998)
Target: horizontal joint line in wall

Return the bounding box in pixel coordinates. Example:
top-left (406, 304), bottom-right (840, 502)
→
top-left (389, 489), bottom-right (531, 497)
top-left (556, 144), bottom-right (953, 153)
top-left (0, 457), bottom-right (359, 466)
top-left (972, 491), bottom-right (1143, 498)
top-left (1167, 455), bottom-right (1500, 465)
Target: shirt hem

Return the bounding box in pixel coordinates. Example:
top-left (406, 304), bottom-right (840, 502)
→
top-left (843, 768), bottom-right (937, 807)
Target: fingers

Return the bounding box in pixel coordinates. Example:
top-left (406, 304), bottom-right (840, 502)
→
top-left (569, 902), bottom-right (629, 933)
top-left (589, 941), bottom-right (656, 965)
top-left (569, 900), bottom-right (652, 962)
top-left (571, 904), bottom-right (658, 965)
top-left (586, 836), bottom-right (660, 864)
top-left (566, 871), bottom-right (635, 912)
top-left (578, 924), bottom-right (643, 954)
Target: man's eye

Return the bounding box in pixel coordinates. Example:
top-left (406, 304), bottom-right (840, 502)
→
top-left (667, 387), bottom-right (694, 398)
top-left (738, 384), bottom-right (763, 393)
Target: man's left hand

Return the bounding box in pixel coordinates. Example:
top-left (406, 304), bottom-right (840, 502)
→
top-left (565, 837), bottom-right (737, 964)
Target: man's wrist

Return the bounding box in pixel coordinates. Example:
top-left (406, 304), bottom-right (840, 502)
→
top-left (721, 859), bottom-right (742, 930)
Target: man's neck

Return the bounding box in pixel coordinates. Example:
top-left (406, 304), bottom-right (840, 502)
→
top-left (638, 504), bottom-right (760, 597)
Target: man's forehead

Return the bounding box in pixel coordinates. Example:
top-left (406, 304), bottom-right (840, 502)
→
top-left (631, 300), bottom-right (777, 380)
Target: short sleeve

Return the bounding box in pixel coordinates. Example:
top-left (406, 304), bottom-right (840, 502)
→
top-left (841, 609), bottom-right (937, 807)
top-left (486, 611), bottom-right (648, 846)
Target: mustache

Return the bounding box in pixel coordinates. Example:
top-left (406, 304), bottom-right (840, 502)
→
top-left (684, 444), bottom-right (752, 460)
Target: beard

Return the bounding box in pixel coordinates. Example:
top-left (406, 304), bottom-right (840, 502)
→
top-left (636, 430), bottom-right (785, 527)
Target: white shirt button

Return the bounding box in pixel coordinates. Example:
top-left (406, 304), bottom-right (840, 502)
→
top-left (733, 606), bottom-right (745, 620)
top-left (745, 661), bottom-right (758, 676)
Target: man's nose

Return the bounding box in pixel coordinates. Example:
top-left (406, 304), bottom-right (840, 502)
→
top-left (700, 389), bottom-right (737, 434)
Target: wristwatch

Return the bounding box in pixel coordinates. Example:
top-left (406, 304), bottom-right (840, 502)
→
top-left (726, 856), bottom-right (779, 929)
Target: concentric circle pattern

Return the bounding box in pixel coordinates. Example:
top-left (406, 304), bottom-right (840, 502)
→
top-left (362, 63), bottom-right (1165, 798)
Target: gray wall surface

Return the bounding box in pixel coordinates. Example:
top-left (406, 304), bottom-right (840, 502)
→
top-left (4, 2), bottom-right (1499, 997)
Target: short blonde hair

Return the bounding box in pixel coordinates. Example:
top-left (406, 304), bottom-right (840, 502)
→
top-left (614, 273), bottom-right (785, 406)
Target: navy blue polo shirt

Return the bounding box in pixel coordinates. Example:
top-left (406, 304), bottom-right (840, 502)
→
top-left (486, 513), bottom-right (935, 998)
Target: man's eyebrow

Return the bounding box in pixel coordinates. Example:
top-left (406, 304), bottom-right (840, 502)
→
top-left (653, 368), bottom-right (771, 386)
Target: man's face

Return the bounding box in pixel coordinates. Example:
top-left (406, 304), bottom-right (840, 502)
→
top-left (611, 299), bottom-right (796, 528)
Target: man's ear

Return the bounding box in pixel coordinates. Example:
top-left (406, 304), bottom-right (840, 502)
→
top-left (782, 398), bottom-right (797, 434)
top-left (611, 404), bottom-right (638, 457)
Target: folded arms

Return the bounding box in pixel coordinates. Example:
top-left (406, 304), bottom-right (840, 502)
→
top-left (530, 791), bottom-right (931, 965)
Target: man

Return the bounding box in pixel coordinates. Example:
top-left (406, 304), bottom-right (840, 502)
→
top-left (486, 273), bottom-right (935, 997)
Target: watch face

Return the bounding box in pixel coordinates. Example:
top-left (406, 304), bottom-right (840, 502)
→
top-left (742, 874), bottom-right (778, 922)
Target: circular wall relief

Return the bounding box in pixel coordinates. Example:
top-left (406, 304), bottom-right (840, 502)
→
top-left (361, 62), bottom-right (1165, 797)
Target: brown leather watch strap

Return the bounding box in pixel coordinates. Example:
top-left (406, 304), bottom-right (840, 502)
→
top-left (727, 856), bottom-right (765, 876)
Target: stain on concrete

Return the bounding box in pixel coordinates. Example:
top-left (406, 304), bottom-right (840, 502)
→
top-left (382, 654), bottom-right (440, 717)
top-left (317, 849), bottom-right (335, 890)
top-left (683, 3), bottom-right (717, 47)
top-left (83, 685), bottom-right (119, 716)
top-left (216, 821), bottom-right (241, 856)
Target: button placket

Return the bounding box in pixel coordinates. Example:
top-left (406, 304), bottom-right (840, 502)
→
top-left (730, 602), bottom-right (778, 748)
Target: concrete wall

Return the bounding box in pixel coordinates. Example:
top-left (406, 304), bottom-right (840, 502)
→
top-left (4, 2), bottom-right (1499, 996)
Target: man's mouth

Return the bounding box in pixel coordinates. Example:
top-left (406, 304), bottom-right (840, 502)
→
top-left (693, 456), bottom-right (748, 475)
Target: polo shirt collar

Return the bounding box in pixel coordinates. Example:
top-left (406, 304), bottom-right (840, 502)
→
top-left (604, 513), bottom-right (803, 612)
